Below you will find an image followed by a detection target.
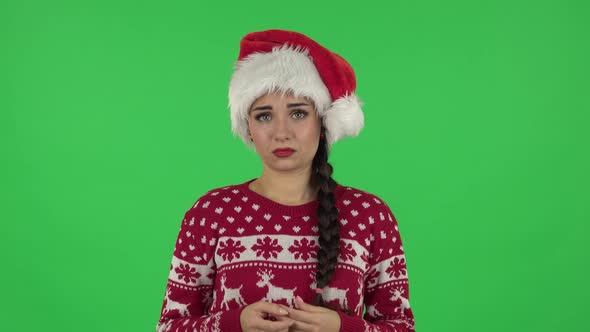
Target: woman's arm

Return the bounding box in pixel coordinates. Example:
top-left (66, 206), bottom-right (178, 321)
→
top-left (338, 198), bottom-right (416, 332)
top-left (155, 195), bottom-right (245, 332)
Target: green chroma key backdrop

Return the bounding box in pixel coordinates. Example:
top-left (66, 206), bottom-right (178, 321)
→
top-left (2, 0), bottom-right (588, 331)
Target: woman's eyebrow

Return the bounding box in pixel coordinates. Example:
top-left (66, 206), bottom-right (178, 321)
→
top-left (250, 105), bottom-right (272, 113)
top-left (287, 102), bottom-right (310, 108)
top-left (249, 102), bottom-right (310, 114)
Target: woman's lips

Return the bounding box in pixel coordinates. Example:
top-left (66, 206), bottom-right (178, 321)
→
top-left (273, 149), bottom-right (295, 157)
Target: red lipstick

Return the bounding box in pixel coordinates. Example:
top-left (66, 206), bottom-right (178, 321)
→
top-left (273, 148), bottom-right (295, 157)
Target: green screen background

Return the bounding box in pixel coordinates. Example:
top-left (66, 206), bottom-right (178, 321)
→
top-left (2, 0), bottom-right (588, 331)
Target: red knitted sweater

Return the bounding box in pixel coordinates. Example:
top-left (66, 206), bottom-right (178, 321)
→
top-left (156, 178), bottom-right (416, 331)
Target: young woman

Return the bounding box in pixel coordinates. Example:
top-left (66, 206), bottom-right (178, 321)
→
top-left (156, 29), bottom-right (416, 332)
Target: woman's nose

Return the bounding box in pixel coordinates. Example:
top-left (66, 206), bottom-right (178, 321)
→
top-left (273, 115), bottom-right (292, 139)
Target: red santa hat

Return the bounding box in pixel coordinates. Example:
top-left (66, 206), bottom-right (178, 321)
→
top-left (228, 29), bottom-right (364, 149)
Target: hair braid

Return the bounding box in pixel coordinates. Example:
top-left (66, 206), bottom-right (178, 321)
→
top-left (311, 130), bottom-right (353, 315)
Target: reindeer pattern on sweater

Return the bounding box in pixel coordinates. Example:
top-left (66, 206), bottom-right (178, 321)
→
top-left (156, 178), bottom-right (415, 332)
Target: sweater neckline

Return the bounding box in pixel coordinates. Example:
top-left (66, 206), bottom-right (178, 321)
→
top-left (237, 178), bottom-right (343, 216)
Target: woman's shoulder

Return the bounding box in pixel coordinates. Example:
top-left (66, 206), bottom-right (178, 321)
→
top-left (187, 179), bottom-right (251, 210)
top-left (335, 183), bottom-right (400, 229)
top-left (335, 183), bottom-right (394, 214)
top-left (336, 183), bottom-right (388, 204)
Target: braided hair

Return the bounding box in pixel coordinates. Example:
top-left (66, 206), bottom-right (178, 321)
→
top-left (311, 128), bottom-right (353, 315)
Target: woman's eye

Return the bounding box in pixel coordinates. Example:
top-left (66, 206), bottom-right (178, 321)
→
top-left (255, 110), bottom-right (306, 121)
top-left (256, 114), bottom-right (271, 121)
top-left (293, 110), bottom-right (307, 119)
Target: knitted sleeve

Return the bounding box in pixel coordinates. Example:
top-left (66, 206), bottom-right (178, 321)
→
top-left (155, 195), bottom-right (245, 332)
top-left (338, 198), bottom-right (416, 332)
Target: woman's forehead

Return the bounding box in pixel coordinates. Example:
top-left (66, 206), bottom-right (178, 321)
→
top-left (252, 91), bottom-right (313, 106)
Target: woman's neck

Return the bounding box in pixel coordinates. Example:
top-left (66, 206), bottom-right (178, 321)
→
top-left (249, 170), bottom-right (318, 206)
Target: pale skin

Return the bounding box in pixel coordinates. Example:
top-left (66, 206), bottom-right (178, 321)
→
top-left (277, 296), bottom-right (341, 332)
top-left (246, 91), bottom-right (321, 206)
top-left (239, 91), bottom-right (341, 332)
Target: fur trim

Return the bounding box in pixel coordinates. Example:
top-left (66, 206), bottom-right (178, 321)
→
top-left (228, 44), bottom-right (364, 149)
top-left (228, 44), bottom-right (331, 148)
top-left (323, 93), bottom-right (364, 148)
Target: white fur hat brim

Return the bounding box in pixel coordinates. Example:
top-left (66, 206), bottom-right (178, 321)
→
top-left (228, 44), bottom-right (364, 149)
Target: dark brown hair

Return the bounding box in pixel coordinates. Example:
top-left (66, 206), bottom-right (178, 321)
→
top-left (310, 128), bottom-right (353, 316)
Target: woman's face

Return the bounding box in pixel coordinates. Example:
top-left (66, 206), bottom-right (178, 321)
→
top-left (247, 91), bottom-right (322, 175)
